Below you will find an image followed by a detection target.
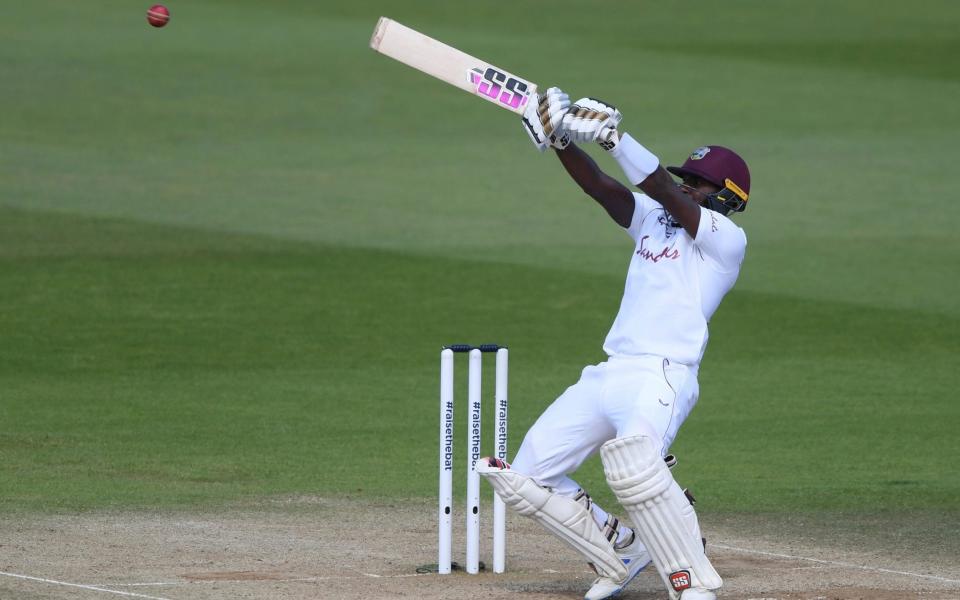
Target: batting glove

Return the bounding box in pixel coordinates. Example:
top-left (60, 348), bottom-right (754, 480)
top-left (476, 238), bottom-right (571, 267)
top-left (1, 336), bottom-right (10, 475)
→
top-left (562, 97), bottom-right (622, 146)
top-left (521, 87), bottom-right (572, 151)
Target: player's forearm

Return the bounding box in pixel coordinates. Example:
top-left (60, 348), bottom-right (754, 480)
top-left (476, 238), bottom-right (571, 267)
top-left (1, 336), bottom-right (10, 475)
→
top-left (556, 144), bottom-right (634, 227)
top-left (638, 167), bottom-right (701, 237)
top-left (555, 143), bottom-right (605, 193)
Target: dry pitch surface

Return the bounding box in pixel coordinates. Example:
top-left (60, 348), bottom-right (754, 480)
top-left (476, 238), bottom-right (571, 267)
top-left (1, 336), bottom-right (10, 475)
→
top-left (1, 498), bottom-right (957, 600)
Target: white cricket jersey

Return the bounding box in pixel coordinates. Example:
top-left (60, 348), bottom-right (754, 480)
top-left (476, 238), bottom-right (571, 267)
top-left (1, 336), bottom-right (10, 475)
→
top-left (602, 193), bottom-right (747, 365)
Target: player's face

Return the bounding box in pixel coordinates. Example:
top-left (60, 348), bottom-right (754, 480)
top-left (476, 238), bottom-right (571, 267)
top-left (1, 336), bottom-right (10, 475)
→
top-left (678, 175), bottom-right (721, 207)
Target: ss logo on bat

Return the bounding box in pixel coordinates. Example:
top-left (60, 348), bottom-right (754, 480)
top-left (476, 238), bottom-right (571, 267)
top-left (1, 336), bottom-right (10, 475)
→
top-left (469, 67), bottom-right (530, 109)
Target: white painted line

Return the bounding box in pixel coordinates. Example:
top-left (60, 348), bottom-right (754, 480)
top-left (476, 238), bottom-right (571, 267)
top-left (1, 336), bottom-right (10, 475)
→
top-left (95, 582), bottom-right (182, 587)
top-left (712, 543), bottom-right (960, 585)
top-left (92, 571), bottom-right (430, 588)
top-left (97, 578), bottom-right (323, 586)
top-left (354, 571), bottom-right (427, 580)
top-left (0, 571), bottom-right (174, 600)
top-left (344, 565), bottom-right (429, 580)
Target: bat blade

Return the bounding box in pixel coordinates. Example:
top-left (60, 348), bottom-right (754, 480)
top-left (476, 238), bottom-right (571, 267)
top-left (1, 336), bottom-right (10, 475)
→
top-left (370, 17), bottom-right (538, 115)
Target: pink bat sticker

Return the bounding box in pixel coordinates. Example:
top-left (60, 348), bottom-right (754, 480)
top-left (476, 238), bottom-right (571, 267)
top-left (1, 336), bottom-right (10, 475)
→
top-left (469, 68), bottom-right (530, 109)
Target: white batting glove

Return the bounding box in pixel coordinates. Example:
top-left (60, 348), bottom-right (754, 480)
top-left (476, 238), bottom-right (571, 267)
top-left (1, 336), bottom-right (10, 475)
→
top-left (562, 97), bottom-right (622, 146)
top-left (521, 87), bottom-right (571, 152)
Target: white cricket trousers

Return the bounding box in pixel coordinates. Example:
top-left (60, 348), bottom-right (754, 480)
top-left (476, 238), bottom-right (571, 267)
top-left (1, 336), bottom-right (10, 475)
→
top-left (511, 355), bottom-right (699, 497)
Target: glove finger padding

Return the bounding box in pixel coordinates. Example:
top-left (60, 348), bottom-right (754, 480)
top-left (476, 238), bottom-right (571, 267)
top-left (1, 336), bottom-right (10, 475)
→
top-left (522, 87), bottom-right (572, 151)
top-left (542, 87), bottom-right (570, 137)
top-left (563, 97), bottom-right (622, 144)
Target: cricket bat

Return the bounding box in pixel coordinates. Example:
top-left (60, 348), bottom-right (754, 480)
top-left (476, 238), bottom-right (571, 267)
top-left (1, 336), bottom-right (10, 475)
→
top-left (369, 17), bottom-right (538, 114)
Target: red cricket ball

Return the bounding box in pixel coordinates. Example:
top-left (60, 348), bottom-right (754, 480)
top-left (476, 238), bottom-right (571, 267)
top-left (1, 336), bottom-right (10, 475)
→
top-left (147, 4), bottom-right (170, 28)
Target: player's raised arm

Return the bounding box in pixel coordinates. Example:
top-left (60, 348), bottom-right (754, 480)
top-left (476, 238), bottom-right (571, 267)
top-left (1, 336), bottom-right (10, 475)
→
top-left (634, 166), bottom-right (702, 237)
top-left (555, 144), bottom-right (635, 228)
top-left (521, 88), bottom-right (634, 228)
top-left (562, 98), bottom-right (703, 237)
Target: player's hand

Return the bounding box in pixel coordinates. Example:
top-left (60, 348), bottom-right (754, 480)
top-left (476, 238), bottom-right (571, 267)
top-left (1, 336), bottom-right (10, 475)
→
top-left (563, 97), bottom-right (622, 147)
top-left (521, 87), bottom-right (571, 152)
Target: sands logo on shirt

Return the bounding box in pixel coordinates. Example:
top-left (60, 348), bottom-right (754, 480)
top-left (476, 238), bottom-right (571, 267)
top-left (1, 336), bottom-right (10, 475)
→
top-left (637, 235), bottom-right (680, 263)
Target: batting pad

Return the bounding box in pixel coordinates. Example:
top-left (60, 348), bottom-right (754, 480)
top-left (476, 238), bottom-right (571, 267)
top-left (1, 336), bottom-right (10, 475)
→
top-left (476, 459), bottom-right (628, 581)
top-left (600, 436), bottom-right (722, 598)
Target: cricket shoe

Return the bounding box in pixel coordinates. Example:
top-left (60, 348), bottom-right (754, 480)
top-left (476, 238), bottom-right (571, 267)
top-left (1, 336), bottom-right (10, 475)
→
top-left (583, 533), bottom-right (651, 600)
top-left (679, 589), bottom-right (716, 600)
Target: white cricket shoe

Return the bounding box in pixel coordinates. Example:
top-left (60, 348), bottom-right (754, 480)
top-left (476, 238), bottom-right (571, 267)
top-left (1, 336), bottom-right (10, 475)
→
top-left (679, 589), bottom-right (716, 600)
top-left (583, 534), bottom-right (651, 600)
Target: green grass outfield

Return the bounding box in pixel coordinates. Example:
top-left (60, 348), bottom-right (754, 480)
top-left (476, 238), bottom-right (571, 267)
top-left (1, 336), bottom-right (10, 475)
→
top-left (1, 0), bottom-right (957, 548)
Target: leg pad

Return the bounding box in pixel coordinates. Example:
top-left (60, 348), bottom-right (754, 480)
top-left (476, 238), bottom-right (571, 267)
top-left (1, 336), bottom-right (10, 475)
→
top-left (477, 457), bottom-right (627, 581)
top-left (600, 437), bottom-right (722, 598)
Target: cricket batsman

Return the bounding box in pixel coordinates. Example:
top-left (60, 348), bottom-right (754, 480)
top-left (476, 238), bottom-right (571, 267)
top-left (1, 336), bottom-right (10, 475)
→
top-left (477, 87), bottom-right (751, 600)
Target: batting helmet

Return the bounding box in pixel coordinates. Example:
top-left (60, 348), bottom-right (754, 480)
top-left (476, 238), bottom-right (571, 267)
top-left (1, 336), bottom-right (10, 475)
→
top-left (667, 146), bottom-right (751, 213)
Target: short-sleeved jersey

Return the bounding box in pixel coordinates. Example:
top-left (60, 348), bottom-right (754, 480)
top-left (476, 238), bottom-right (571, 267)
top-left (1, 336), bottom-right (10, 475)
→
top-left (602, 193), bottom-right (747, 365)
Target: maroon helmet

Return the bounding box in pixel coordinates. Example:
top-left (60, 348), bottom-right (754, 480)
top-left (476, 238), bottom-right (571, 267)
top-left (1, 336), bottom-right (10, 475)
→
top-left (667, 145), bottom-right (750, 213)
